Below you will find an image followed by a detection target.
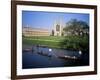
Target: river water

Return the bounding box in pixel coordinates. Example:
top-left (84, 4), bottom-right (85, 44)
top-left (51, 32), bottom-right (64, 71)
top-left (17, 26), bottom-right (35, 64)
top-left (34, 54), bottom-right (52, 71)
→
top-left (22, 45), bottom-right (89, 69)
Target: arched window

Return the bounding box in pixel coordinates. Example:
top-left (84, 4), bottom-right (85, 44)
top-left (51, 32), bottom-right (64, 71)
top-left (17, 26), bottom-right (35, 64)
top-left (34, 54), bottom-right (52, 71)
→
top-left (56, 24), bottom-right (60, 31)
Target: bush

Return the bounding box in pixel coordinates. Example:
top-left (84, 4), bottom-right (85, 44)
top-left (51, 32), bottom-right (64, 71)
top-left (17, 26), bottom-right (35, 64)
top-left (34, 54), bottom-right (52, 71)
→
top-left (60, 35), bottom-right (89, 51)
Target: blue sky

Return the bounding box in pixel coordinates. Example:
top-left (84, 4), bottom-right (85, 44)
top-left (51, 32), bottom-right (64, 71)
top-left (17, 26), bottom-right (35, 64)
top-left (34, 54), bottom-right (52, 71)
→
top-left (22, 11), bottom-right (89, 30)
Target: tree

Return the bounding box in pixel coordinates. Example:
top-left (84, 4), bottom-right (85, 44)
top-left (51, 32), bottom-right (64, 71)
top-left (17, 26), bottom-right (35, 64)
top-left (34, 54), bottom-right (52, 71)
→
top-left (63, 19), bottom-right (89, 36)
top-left (60, 19), bottom-right (89, 52)
top-left (51, 29), bottom-right (54, 36)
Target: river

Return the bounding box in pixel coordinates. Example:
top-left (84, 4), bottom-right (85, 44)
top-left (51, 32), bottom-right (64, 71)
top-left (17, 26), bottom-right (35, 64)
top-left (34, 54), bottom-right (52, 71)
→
top-left (22, 45), bottom-right (89, 69)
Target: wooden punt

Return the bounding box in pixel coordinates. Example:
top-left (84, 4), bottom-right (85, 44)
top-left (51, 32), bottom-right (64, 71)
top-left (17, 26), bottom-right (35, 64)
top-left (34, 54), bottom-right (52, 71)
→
top-left (23, 48), bottom-right (32, 52)
top-left (58, 55), bottom-right (78, 60)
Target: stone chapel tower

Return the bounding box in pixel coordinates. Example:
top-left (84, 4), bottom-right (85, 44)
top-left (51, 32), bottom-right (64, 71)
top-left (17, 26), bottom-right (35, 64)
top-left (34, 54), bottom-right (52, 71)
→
top-left (53, 19), bottom-right (63, 36)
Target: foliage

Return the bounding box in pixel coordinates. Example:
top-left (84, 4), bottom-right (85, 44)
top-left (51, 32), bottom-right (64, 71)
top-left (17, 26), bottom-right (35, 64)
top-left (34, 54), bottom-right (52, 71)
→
top-left (60, 35), bottom-right (89, 52)
top-left (51, 30), bottom-right (54, 36)
top-left (63, 19), bottom-right (89, 36)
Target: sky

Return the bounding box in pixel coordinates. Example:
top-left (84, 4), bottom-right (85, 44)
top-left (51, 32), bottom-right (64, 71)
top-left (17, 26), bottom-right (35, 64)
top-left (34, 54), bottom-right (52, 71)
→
top-left (22, 11), bottom-right (89, 31)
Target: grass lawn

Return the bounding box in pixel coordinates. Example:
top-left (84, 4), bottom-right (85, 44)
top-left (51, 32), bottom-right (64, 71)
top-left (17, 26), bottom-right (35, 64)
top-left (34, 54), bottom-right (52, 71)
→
top-left (23, 36), bottom-right (65, 48)
top-left (23, 35), bottom-right (89, 51)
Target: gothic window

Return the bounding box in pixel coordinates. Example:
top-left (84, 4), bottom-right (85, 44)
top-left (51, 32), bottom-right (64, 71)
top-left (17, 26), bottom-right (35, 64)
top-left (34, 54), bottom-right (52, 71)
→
top-left (56, 24), bottom-right (60, 31)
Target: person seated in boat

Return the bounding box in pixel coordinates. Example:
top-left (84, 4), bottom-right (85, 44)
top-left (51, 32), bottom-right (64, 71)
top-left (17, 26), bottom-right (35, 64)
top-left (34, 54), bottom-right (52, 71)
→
top-left (48, 49), bottom-right (52, 57)
top-left (79, 50), bottom-right (82, 55)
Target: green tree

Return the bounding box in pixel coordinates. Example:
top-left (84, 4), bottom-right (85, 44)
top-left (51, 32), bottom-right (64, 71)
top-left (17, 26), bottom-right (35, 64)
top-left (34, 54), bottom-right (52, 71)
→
top-left (51, 29), bottom-right (54, 36)
top-left (60, 19), bottom-right (89, 52)
top-left (63, 19), bottom-right (89, 36)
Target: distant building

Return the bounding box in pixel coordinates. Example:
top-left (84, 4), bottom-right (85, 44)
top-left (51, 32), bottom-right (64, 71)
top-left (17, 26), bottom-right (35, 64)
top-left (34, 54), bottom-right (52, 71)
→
top-left (23, 19), bottom-right (64, 37)
top-left (53, 19), bottom-right (63, 36)
top-left (22, 27), bottom-right (50, 36)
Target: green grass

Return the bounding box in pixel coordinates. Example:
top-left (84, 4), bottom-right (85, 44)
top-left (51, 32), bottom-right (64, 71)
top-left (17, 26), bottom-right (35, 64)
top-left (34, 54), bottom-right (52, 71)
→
top-left (23, 36), bottom-right (64, 48)
top-left (23, 35), bottom-right (89, 51)
top-left (24, 36), bottom-right (65, 41)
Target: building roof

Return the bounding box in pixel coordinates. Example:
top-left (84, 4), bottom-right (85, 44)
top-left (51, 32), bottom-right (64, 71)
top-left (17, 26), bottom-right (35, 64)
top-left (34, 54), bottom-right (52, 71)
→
top-left (23, 27), bottom-right (50, 32)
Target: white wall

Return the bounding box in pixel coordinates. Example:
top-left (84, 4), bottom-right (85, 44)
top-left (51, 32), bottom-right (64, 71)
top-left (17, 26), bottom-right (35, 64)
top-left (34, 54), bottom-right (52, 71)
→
top-left (0, 0), bottom-right (99, 80)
